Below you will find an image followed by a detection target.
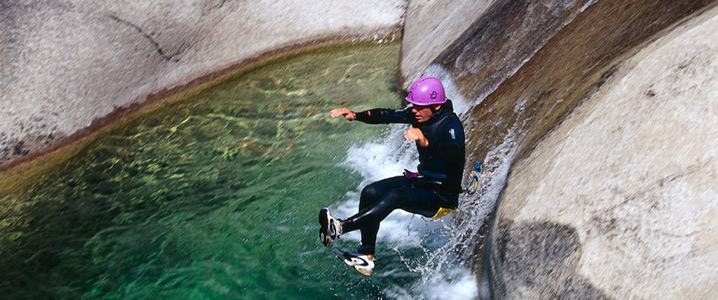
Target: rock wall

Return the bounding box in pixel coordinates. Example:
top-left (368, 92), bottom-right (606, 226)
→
top-left (436, 0), bottom-right (713, 165)
top-left (400, 0), bottom-right (496, 88)
top-left (402, 0), bottom-right (717, 299)
top-left (489, 5), bottom-right (718, 298)
top-left (0, 0), bottom-right (408, 169)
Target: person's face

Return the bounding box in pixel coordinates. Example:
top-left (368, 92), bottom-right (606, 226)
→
top-left (411, 105), bottom-right (439, 123)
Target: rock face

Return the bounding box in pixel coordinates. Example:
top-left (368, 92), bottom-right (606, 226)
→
top-left (399, 0), bottom-right (496, 88)
top-left (402, 3), bottom-right (716, 299)
top-left (488, 5), bottom-right (718, 299)
top-left (433, 0), bottom-right (714, 167)
top-left (0, 0), bottom-right (408, 168)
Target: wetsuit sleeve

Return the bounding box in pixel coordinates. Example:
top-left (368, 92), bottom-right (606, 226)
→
top-left (354, 107), bottom-right (412, 124)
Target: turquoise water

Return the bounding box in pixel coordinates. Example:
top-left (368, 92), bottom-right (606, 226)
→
top-left (1, 43), bottom-right (475, 299)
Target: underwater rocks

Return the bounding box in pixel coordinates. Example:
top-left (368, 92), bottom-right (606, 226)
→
top-left (0, 0), bottom-right (408, 169)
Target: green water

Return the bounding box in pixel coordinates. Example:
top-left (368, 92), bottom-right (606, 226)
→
top-left (0, 42), bottom-right (439, 299)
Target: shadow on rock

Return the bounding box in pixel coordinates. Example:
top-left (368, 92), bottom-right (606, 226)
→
top-left (489, 219), bottom-right (610, 300)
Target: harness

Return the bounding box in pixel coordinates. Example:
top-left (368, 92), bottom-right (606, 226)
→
top-left (404, 161), bottom-right (483, 219)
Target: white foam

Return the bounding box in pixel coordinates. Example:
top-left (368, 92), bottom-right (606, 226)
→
top-left (335, 124), bottom-right (430, 245)
top-left (386, 267), bottom-right (479, 300)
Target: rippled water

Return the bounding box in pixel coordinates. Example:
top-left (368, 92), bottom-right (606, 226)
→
top-left (1, 42), bottom-right (475, 299)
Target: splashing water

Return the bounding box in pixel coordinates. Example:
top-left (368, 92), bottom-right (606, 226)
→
top-left (326, 64), bottom-right (525, 299)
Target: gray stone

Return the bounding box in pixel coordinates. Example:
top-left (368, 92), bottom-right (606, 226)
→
top-left (489, 6), bottom-right (718, 299)
top-left (490, 219), bottom-right (609, 299)
top-left (400, 0), bottom-right (496, 88)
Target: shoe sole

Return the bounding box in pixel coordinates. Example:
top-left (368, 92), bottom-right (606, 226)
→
top-left (354, 266), bottom-right (373, 277)
top-left (334, 249), bottom-right (373, 277)
top-left (319, 208), bottom-right (331, 246)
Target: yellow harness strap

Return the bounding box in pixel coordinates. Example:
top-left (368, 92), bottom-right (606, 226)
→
top-left (432, 207), bottom-right (454, 218)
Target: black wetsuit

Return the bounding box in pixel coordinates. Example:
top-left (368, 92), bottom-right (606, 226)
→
top-left (341, 100), bottom-right (465, 255)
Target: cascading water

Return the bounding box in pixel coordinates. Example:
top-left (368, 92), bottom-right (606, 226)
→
top-left (327, 64), bottom-right (528, 299)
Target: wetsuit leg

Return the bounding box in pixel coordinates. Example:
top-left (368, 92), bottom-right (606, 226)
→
top-left (342, 176), bottom-right (404, 254)
top-left (341, 176), bottom-right (444, 255)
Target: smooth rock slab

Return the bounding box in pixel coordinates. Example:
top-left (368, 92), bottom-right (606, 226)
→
top-left (489, 5), bottom-right (718, 300)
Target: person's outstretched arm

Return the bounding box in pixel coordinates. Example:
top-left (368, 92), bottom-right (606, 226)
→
top-left (329, 107), bottom-right (412, 124)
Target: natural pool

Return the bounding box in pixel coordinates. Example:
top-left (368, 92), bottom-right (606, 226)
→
top-left (1, 42), bottom-right (477, 299)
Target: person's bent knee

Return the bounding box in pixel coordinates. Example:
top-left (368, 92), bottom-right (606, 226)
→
top-left (360, 184), bottom-right (379, 204)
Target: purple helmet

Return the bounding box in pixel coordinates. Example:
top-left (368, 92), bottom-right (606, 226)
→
top-left (405, 76), bottom-right (446, 105)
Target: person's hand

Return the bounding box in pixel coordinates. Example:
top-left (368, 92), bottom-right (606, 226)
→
top-left (330, 108), bottom-right (356, 121)
top-left (404, 128), bottom-right (428, 147)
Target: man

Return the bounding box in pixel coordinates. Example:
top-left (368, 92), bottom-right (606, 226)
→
top-left (319, 76), bottom-right (465, 276)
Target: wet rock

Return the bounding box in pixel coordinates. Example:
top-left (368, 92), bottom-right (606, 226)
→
top-left (490, 219), bottom-right (609, 299)
top-left (489, 6), bottom-right (718, 299)
top-left (400, 0), bottom-right (496, 87)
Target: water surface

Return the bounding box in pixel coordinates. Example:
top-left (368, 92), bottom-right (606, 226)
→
top-left (1, 42), bottom-right (466, 299)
